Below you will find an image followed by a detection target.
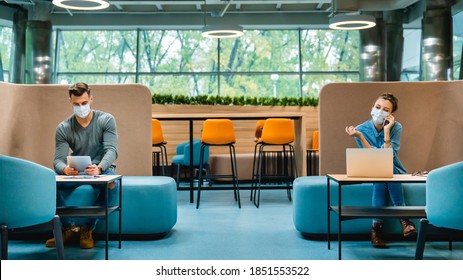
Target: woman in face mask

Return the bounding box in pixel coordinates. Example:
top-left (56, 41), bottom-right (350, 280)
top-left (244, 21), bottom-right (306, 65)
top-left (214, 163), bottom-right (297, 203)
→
top-left (345, 93), bottom-right (417, 248)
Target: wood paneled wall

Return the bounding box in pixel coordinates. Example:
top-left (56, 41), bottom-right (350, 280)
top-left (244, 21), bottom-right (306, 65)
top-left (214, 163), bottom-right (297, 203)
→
top-left (152, 104), bottom-right (319, 161)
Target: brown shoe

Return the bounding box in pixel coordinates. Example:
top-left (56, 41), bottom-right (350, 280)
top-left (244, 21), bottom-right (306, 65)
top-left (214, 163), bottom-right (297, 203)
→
top-left (370, 222), bottom-right (387, 248)
top-left (400, 219), bottom-right (417, 238)
top-left (80, 224), bottom-right (94, 249)
top-left (45, 225), bottom-right (79, 247)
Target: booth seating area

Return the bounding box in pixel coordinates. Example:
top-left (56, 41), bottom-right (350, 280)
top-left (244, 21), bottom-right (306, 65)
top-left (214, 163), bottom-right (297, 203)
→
top-left (293, 81), bottom-right (463, 238)
top-left (293, 176), bottom-right (426, 236)
top-left (0, 82), bottom-right (177, 239)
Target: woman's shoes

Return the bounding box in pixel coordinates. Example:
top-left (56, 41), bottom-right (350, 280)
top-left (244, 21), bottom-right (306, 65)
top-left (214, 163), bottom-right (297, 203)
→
top-left (370, 222), bottom-right (387, 248)
top-left (400, 219), bottom-right (417, 238)
top-left (370, 220), bottom-right (417, 249)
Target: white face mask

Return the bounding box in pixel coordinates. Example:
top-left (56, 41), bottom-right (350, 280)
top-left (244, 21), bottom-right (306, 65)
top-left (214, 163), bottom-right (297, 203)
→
top-left (73, 104), bottom-right (91, 119)
top-left (370, 108), bottom-right (389, 125)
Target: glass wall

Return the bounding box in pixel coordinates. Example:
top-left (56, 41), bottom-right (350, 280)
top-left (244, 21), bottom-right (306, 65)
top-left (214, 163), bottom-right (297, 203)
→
top-left (0, 26), bottom-right (12, 81)
top-left (55, 29), bottom-right (360, 98)
top-left (7, 24), bottom-right (456, 91)
top-left (401, 29), bottom-right (421, 81)
top-left (453, 11), bottom-right (463, 79)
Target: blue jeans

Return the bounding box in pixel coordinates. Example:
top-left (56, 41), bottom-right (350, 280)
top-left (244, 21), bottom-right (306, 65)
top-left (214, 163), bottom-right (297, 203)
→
top-left (371, 181), bottom-right (405, 224)
top-left (57, 168), bottom-right (119, 230)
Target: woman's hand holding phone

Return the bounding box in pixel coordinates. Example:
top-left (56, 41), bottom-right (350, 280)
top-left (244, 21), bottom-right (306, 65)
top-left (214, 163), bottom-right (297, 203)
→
top-left (384, 114), bottom-right (395, 129)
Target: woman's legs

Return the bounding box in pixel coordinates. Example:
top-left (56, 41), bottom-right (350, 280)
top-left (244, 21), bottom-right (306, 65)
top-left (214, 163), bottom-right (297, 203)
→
top-left (371, 182), bottom-right (416, 245)
top-left (371, 183), bottom-right (388, 248)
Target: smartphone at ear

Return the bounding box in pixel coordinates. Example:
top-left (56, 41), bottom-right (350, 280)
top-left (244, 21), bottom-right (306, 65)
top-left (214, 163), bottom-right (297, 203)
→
top-left (384, 120), bottom-right (390, 125)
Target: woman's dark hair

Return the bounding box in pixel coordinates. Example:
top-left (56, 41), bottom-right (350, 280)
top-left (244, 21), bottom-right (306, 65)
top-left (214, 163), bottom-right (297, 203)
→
top-left (378, 92), bottom-right (398, 112)
top-left (68, 82), bottom-right (91, 98)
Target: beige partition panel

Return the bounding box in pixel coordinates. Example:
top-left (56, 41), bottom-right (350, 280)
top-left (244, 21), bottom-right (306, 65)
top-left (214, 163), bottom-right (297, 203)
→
top-left (319, 81), bottom-right (463, 175)
top-left (0, 82), bottom-right (152, 176)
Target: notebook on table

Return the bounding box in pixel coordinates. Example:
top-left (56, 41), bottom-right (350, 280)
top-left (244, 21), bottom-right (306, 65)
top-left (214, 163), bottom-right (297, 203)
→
top-left (346, 148), bottom-right (393, 178)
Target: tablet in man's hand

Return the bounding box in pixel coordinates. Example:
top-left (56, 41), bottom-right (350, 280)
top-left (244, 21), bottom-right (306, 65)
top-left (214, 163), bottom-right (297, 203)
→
top-left (67, 156), bottom-right (92, 173)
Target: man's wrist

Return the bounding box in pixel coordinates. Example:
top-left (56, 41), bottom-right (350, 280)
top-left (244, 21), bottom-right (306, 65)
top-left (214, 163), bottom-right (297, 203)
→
top-left (384, 139), bottom-right (391, 144)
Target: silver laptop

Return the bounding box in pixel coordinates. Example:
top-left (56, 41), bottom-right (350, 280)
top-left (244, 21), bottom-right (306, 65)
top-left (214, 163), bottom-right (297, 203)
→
top-left (346, 148), bottom-right (393, 178)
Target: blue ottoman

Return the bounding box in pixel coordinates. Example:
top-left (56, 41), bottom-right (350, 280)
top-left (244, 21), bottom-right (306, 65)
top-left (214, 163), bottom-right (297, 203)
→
top-left (92, 176), bottom-right (177, 237)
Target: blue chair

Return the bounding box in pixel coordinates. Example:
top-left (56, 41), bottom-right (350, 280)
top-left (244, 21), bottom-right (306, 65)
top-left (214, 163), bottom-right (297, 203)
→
top-left (415, 161), bottom-right (463, 260)
top-left (0, 155), bottom-right (64, 260)
top-left (171, 139), bottom-right (210, 188)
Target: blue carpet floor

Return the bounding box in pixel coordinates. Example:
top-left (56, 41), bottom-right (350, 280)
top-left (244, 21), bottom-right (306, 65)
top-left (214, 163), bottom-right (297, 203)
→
top-left (5, 185), bottom-right (463, 260)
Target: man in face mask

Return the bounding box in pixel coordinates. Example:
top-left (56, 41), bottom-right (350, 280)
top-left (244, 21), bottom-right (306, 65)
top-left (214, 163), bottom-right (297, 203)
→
top-left (46, 82), bottom-right (118, 250)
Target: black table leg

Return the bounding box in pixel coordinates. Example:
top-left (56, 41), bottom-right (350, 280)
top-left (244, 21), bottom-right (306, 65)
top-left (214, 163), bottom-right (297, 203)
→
top-left (327, 176), bottom-right (331, 250)
top-left (189, 119), bottom-right (194, 203)
top-left (338, 182), bottom-right (342, 260)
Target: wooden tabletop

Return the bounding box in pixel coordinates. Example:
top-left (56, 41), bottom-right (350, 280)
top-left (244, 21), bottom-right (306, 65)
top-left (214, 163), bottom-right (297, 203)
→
top-left (56, 174), bottom-right (122, 183)
top-left (327, 174), bottom-right (427, 183)
top-left (152, 112), bottom-right (306, 120)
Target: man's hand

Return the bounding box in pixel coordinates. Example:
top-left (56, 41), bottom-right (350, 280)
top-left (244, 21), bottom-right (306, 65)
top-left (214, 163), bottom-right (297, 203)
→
top-left (84, 164), bottom-right (100, 176)
top-left (63, 165), bottom-right (79, 176)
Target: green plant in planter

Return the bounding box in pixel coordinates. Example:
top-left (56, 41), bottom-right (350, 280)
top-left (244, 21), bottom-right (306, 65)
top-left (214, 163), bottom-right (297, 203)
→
top-left (152, 94), bottom-right (318, 107)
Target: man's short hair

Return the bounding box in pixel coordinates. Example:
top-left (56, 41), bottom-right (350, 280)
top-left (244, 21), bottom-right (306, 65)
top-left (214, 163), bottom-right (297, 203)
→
top-left (68, 82), bottom-right (91, 98)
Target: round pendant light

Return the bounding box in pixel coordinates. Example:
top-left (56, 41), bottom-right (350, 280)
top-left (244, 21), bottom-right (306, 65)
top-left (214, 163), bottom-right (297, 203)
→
top-left (329, 14), bottom-right (376, 30)
top-left (52, 0), bottom-right (110, 11)
top-left (202, 25), bottom-right (244, 39)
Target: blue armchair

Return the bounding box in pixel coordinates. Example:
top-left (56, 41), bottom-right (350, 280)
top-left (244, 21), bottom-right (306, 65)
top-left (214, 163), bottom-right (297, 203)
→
top-left (171, 139), bottom-right (210, 188)
top-left (415, 161), bottom-right (463, 259)
top-left (0, 155), bottom-right (64, 260)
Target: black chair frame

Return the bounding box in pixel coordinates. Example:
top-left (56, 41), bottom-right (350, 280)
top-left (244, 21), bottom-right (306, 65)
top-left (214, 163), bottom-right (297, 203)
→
top-left (196, 142), bottom-right (241, 209)
top-left (415, 218), bottom-right (463, 260)
top-left (1, 215), bottom-right (64, 260)
top-left (252, 142), bottom-right (297, 208)
top-left (152, 143), bottom-right (168, 176)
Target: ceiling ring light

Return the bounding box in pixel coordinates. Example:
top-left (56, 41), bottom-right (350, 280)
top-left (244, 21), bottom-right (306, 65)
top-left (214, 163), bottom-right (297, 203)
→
top-left (52, 0), bottom-right (110, 11)
top-left (329, 14), bottom-right (376, 30)
top-left (201, 25), bottom-right (244, 39)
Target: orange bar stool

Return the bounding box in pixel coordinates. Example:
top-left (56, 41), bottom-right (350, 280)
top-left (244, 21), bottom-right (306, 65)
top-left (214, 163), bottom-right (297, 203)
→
top-left (306, 130), bottom-right (319, 175)
top-left (253, 118), bottom-right (298, 208)
top-left (197, 119), bottom-right (241, 209)
top-left (152, 119), bottom-right (168, 175)
top-left (250, 119), bottom-right (266, 202)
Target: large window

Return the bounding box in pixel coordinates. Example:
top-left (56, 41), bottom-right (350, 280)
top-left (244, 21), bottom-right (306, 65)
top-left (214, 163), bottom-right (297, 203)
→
top-left (401, 29), bottom-right (421, 81)
top-left (301, 30), bottom-right (360, 97)
top-left (55, 29), bottom-right (360, 98)
top-left (453, 11), bottom-right (463, 79)
top-left (0, 26), bottom-right (12, 82)
top-left (56, 30), bottom-right (137, 84)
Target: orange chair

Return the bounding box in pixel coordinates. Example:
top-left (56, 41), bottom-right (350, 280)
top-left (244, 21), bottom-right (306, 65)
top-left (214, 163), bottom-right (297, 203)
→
top-left (306, 130), bottom-right (319, 176)
top-left (254, 119), bottom-right (266, 142)
top-left (253, 118), bottom-right (297, 208)
top-left (311, 130), bottom-right (319, 150)
top-left (152, 119), bottom-right (168, 175)
top-left (197, 119), bottom-right (240, 208)
top-left (250, 119), bottom-right (266, 201)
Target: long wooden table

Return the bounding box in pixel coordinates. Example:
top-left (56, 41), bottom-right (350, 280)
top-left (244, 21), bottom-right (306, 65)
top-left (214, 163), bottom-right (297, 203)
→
top-left (153, 112), bottom-right (307, 203)
top-left (326, 174), bottom-right (427, 260)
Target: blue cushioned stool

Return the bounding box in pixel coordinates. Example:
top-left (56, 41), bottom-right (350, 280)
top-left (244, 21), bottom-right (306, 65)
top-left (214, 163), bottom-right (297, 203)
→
top-left (89, 176), bottom-right (177, 237)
